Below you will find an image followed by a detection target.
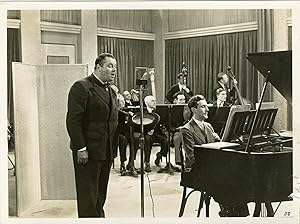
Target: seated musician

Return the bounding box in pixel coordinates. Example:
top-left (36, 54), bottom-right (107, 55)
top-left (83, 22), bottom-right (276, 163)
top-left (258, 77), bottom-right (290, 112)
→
top-left (166, 73), bottom-right (193, 103)
top-left (213, 88), bottom-right (230, 108)
top-left (133, 95), bottom-right (168, 172)
top-left (114, 86), bottom-right (137, 177)
top-left (172, 91), bottom-right (191, 166)
top-left (214, 72), bottom-right (237, 103)
top-left (181, 95), bottom-right (249, 217)
top-left (122, 90), bottom-right (133, 107)
top-left (130, 89), bottom-right (140, 106)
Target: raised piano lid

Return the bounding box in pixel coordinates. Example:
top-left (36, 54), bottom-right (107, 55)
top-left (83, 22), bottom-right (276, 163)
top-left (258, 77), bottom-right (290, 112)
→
top-left (247, 50), bottom-right (292, 105)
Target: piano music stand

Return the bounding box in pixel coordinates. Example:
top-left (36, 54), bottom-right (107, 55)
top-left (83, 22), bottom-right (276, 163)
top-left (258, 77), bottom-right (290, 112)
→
top-left (207, 106), bottom-right (230, 136)
top-left (221, 105), bottom-right (251, 142)
top-left (156, 104), bottom-right (185, 174)
top-left (221, 108), bottom-right (278, 145)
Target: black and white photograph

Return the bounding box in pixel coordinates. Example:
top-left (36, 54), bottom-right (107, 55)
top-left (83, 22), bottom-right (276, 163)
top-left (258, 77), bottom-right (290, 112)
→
top-left (1, 1), bottom-right (300, 224)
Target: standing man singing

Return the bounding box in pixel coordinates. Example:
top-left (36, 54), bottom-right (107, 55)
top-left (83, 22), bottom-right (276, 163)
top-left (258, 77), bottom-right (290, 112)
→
top-left (66, 53), bottom-right (118, 218)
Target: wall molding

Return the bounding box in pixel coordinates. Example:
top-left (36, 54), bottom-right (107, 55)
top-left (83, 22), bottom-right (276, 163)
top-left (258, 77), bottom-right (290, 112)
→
top-left (40, 21), bottom-right (81, 34)
top-left (97, 27), bottom-right (156, 40)
top-left (164, 21), bottom-right (258, 40)
top-left (287, 17), bottom-right (292, 27)
top-left (7, 19), bottom-right (21, 29)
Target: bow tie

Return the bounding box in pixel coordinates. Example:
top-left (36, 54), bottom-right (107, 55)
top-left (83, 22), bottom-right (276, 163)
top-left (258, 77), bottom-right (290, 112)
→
top-left (102, 82), bottom-right (109, 88)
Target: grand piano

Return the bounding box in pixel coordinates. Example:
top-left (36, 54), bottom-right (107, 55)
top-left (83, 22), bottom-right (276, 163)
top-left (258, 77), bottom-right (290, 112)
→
top-left (193, 50), bottom-right (292, 216)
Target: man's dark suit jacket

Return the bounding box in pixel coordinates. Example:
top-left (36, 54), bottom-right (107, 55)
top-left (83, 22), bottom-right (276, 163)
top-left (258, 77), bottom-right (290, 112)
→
top-left (213, 82), bottom-right (235, 103)
top-left (166, 84), bottom-right (193, 103)
top-left (66, 74), bottom-right (118, 160)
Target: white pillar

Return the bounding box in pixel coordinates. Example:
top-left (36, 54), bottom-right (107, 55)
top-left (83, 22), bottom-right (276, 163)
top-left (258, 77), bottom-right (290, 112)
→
top-left (272, 9), bottom-right (289, 131)
top-left (20, 10), bottom-right (42, 65)
top-left (153, 10), bottom-right (167, 103)
top-left (81, 10), bottom-right (97, 75)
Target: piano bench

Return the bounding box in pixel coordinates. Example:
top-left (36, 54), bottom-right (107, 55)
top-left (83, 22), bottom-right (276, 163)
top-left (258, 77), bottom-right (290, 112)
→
top-left (179, 171), bottom-right (211, 217)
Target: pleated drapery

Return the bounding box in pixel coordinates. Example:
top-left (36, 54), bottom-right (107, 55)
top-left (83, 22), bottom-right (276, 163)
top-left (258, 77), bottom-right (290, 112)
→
top-left (256, 9), bottom-right (274, 102)
top-left (97, 36), bottom-right (154, 93)
top-left (97, 10), bottom-right (153, 32)
top-left (40, 10), bottom-right (81, 25)
top-left (165, 30), bottom-right (258, 103)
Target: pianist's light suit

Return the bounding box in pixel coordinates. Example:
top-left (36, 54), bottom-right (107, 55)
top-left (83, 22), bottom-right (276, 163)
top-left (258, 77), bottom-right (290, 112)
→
top-left (180, 118), bottom-right (249, 217)
top-left (181, 118), bottom-right (217, 169)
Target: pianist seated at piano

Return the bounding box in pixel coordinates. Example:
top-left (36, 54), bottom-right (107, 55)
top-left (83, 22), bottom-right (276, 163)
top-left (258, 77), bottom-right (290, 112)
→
top-left (212, 88), bottom-right (230, 108)
top-left (180, 95), bottom-right (249, 217)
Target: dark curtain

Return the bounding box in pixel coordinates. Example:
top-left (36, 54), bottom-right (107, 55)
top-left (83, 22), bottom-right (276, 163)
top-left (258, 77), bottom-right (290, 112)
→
top-left (257, 9), bottom-right (274, 101)
top-left (7, 10), bottom-right (20, 19)
top-left (97, 36), bottom-right (154, 93)
top-left (7, 28), bottom-right (22, 126)
top-left (97, 10), bottom-right (153, 33)
top-left (165, 30), bottom-right (258, 103)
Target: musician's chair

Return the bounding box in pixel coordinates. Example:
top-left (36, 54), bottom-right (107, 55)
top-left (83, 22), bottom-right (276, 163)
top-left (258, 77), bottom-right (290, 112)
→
top-left (178, 142), bottom-right (211, 217)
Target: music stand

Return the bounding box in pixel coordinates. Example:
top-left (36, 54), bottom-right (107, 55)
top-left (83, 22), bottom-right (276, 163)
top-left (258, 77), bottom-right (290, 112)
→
top-left (221, 105), bottom-right (251, 142)
top-left (156, 104), bottom-right (185, 174)
top-left (206, 106), bottom-right (230, 136)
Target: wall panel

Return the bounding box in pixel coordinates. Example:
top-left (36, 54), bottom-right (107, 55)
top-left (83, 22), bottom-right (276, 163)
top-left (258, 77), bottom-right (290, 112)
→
top-left (37, 64), bottom-right (88, 200)
top-left (13, 63), bottom-right (41, 216)
top-left (41, 31), bottom-right (81, 63)
top-left (167, 9), bottom-right (257, 32)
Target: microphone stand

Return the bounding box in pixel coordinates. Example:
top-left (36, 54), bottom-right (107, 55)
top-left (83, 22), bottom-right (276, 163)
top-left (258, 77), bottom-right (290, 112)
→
top-left (138, 83), bottom-right (145, 218)
top-left (134, 66), bottom-right (149, 218)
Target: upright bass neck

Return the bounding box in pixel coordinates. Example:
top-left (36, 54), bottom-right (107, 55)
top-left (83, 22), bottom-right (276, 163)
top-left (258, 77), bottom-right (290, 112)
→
top-left (227, 66), bottom-right (244, 105)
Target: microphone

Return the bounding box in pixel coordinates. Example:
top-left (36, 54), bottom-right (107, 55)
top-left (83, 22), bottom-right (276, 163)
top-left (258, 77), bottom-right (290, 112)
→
top-left (227, 65), bottom-right (232, 71)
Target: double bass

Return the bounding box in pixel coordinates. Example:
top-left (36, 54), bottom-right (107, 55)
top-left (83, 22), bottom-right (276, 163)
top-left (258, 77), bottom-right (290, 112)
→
top-left (227, 65), bottom-right (253, 107)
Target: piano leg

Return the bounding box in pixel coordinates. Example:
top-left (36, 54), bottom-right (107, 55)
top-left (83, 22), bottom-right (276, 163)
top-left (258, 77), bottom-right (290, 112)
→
top-left (253, 203), bottom-right (261, 217)
top-left (253, 202), bottom-right (274, 217)
top-left (205, 194), bottom-right (211, 217)
top-left (265, 202), bottom-right (274, 217)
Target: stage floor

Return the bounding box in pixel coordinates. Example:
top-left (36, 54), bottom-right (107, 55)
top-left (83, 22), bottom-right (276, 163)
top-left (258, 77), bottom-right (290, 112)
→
top-left (8, 147), bottom-right (295, 218)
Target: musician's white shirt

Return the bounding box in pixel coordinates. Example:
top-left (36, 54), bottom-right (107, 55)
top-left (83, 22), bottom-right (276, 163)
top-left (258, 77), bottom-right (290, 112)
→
top-left (178, 82), bottom-right (190, 93)
top-left (178, 82), bottom-right (184, 91)
top-left (218, 81), bottom-right (226, 90)
top-left (216, 99), bottom-right (224, 107)
top-left (147, 107), bottom-right (154, 113)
